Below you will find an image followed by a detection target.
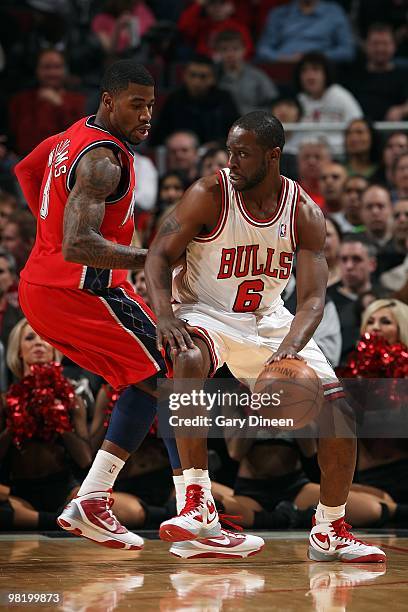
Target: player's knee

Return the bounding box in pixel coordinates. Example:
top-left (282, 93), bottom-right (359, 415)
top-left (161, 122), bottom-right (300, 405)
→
top-left (173, 346), bottom-right (207, 378)
top-left (320, 397), bottom-right (356, 436)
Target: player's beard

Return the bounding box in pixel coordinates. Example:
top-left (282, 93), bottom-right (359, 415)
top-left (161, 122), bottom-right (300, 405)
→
top-left (236, 161), bottom-right (268, 192)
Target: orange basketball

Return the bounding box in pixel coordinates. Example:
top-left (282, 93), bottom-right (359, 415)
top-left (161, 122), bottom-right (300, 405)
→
top-left (253, 358), bottom-right (323, 430)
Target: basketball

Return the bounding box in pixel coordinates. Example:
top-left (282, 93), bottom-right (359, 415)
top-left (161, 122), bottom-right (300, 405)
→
top-left (253, 358), bottom-right (323, 430)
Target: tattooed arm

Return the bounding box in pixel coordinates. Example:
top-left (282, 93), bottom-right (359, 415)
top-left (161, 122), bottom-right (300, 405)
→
top-left (145, 176), bottom-right (221, 352)
top-left (267, 190), bottom-right (328, 363)
top-left (62, 147), bottom-right (147, 270)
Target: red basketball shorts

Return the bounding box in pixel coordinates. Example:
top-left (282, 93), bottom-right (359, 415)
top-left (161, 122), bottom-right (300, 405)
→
top-left (19, 279), bottom-right (167, 389)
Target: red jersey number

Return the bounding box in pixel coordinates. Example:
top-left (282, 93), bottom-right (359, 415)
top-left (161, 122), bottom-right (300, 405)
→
top-left (232, 279), bottom-right (264, 312)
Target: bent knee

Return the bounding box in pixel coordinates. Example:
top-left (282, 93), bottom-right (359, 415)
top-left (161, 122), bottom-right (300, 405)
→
top-left (173, 346), bottom-right (208, 377)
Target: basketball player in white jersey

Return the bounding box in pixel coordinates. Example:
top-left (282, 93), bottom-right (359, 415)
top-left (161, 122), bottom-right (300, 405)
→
top-left (145, 112), bottom-right (386, 563)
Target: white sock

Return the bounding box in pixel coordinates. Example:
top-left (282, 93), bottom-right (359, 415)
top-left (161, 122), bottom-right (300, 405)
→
top-left (183, 468), bottom-right (211, 494)
top-left (78, 450), bottom-right (125, 496)
top-left (173, 475), bottom-right (185, 514)
top-left (315, 502), bottom-right (346, 523)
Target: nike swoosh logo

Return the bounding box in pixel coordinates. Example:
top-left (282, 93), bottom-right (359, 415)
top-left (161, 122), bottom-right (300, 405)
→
top-left (206, 536), bottom-right (231, 545)
top-left (92, 514), bottom-right (119, 532)
top-left (206, 501), bottom-right (218, 524)
top-left (311, 533), bottom-right (331, 551)
top-left (207, 511), bottom-right (218, 525)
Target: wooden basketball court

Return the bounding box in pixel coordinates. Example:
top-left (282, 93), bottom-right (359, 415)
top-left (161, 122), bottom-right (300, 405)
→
top-left (1, 531), bottom-right (407, 610)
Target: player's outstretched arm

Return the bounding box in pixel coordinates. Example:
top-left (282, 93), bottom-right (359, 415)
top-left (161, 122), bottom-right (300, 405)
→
top-left (145, 177), bottom-right (218, 352)
top-left (268, 191), bottom-right (328, 363)
top-left (62, 147), bottom-right (147, 270)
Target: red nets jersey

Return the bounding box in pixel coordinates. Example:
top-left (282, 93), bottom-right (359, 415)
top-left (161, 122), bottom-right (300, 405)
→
top-left (21, 116), bottom-right (136, 290)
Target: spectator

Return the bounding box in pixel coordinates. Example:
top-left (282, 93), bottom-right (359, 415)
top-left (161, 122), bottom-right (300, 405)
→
top-left (150, 56), bottom-right (240, 145)
top-left (295, 53), bottom-right (362, 155)
top-left (328, 236), bottom-right (378, 361)
top-left (157, 171), bottom-right (187, 213)
top-left (165, 131), bottom-right (200, 186)
top-left (360, 185), bottom-right (393, 249)
top-left (0, 318), bottom-right (92, 530)
top-left (199, 147), bottom-right (228, 177)
top-left (391, 201), bottom-right (408, 258)
top-left (271, 97), bottom-right (302, 154)
top-left (132, 152), bottom-right (158, 212)
top-left (214, 30), bottom-right (278, 115)
top-left (351, 299), bottom-right (408, 511)
top-left (91, 0), bottom-right (156, 56)
top-left (297, 139), bottom-right (331, 208)
top-left (0, 249), bottom-right (23, 359)
top-left (391, 152), bottom-right (408, 202)
top-left (148, 171), bottom-right (188, 244)
top-left (344, 118), bottom-right (380, 179)
top-left (271, 97), bottom-right (302, 178)
top-left (371, 131), bottom-right (408, 189)
top-left (8, 49), bottom-right (85, 157)
top-left (331, 175), bottom-right (368, 234)
top-left (345, 24), bottom-right (408, 121)
top-left (256, 0), bottom-right (355, 64)
top-left (1, 210), bottom-right (36, 276)
top-left (178, 0), bottom-right (253, 59)
top-left (318, 161), bottom-right (347, 214)
top-left (283, 274), bottom-right (342, 365)
top-left (133, 269), bottom-right (150, 306)
top-left (357, 0), bottom-right (408, 41)
top-left (0, 192), bottom-right (17, 240)
top-left (0, 136), bottom-right (18, 195)
top-left (378, 200), bottom-right (408, 290)
top-left (324, 217), bottom-right (342, 287)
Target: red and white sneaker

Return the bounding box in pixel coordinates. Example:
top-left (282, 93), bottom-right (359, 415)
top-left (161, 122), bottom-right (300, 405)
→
top-left (159, 484), bottom-right (221, 542)
top-left (308, 516), bottom-right (386, 563)
top-left (169, 527), bottom-right (264, 559)
top-left (57, 490), bottom-right (144, 551)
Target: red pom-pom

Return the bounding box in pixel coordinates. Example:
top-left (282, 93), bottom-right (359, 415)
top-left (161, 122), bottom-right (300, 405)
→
top-left (5, 362), bottom-right (75, 449)
top-left (338, 333), bottom-right (408, 379)
top-left (336, 333), bottom-right (408, 410)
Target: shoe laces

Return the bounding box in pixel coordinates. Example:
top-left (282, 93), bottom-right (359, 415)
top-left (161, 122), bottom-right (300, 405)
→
top-left (99, 489), bottom-right (116, 523)
top-left (219, 514), bottom-right (243, 532)
top-left (180, 484), bottom-right (204, 515)
top-left (332, 518), bottom-right (363, 544)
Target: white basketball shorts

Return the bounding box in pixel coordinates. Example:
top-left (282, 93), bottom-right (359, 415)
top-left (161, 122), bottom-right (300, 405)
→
top-left (173, 302), bottom-right (344, 401)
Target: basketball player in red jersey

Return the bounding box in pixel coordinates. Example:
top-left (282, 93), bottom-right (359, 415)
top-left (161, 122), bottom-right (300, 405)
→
top-left (15, 61), bottom-right (263, 559)
top-left (145, 111), bottom-right (386, 563)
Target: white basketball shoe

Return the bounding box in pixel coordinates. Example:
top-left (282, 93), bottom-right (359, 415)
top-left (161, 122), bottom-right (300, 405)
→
top-left (57, 490), bottom-right (144, 550)
top-left (169, 527), bottom-right (265, 559)
top-left (159, 484), bottom-right (222, 542)
top-left (308, 516), bottom-right (386, 563)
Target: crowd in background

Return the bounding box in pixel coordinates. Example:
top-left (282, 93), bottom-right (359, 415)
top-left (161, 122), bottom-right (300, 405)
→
top-left (0, 0), bottom-right (407, 533)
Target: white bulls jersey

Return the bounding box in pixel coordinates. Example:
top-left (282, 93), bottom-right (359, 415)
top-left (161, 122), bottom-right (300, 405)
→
top-left (173, 168), bottom-right (300, 316)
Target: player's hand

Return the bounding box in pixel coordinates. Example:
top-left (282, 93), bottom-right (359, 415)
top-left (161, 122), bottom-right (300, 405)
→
top-left (265, 347), bottom-right (305, 365)
top-left (156, 316), bottom-right (196, 354)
